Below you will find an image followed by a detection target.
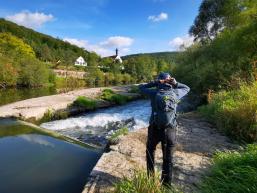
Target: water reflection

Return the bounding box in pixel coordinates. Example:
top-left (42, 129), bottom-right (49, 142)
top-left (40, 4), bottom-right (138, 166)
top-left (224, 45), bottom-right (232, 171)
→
top-left (0, 119), bottom-right (101, 193)
top-left (0, 87), bottom-right (57, 106)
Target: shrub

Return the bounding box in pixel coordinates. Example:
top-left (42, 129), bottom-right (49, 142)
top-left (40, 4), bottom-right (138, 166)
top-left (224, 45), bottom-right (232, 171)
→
top-left (101, 89), bottom-right (130, 105)
top-left (0, 57), bottom-right (18, 87)
top-left (114, 169), bottom-right (181, 193)
top-left (200, 144), bottom-right (257, 193)
top-left (55, 76), bottom-right (85, 90)
top-left (72, 96), bottom-right (97, 109)
top-left (17, 56), bottom-right (50, 87)
top-left (199, 82), bottom-right (257, 142)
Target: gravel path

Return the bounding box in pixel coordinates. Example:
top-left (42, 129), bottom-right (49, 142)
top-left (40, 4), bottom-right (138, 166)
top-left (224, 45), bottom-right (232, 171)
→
top-left (83, 112), bottom-right (239, 193)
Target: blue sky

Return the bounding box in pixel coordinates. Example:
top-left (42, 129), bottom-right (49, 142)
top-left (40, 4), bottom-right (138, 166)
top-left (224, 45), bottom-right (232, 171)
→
top-left (0, 0), bottom-right (202, 56)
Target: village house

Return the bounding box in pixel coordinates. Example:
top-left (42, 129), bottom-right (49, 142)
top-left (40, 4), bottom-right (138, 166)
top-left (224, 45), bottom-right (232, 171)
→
top-left (74, 56), bottom-right (87, 66)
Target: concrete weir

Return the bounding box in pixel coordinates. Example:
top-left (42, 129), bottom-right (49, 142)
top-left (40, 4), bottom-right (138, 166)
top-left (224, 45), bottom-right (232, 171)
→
top-left (0, 85), bottom-right (140, 123)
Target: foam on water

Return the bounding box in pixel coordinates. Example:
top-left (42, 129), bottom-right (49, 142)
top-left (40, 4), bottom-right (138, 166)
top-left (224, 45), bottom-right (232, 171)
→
top-left (42, 100), bottom-right (150, 131)
top-left (41, 100), bottom-right (151, 144)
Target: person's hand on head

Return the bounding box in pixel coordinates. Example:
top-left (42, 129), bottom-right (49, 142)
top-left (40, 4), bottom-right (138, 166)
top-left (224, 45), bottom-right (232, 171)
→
top-left (159, 79), bottom-right (166, 84)
top-left (168, 77), bottom-right (177, 86)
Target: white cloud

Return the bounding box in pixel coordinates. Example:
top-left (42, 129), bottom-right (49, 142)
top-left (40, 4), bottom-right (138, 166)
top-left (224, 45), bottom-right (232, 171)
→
top-left (64, 37), bottom-right (132, 57)
top-left (5, 11), bottom-right (54, 29)
top-left (148, 12), bottom-right (168, 22)
top-left (63, 38), bottom-right (88, 48)
top-left (100, 36), bottom-right (134, 48)
top-left (169, 35), bottom-right (194, 50)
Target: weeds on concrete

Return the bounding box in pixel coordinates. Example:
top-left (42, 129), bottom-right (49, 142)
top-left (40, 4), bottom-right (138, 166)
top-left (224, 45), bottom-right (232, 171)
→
top-left (114, 169), bottom-right (182, 193)
top-left (101, 89), bottom-right (130, 105)
top-left (72, 96), bottom-right (97, 110)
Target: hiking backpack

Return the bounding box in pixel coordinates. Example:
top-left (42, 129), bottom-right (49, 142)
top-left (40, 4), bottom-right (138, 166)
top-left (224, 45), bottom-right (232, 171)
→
top-left (154, 89), bottom-right (177, 128)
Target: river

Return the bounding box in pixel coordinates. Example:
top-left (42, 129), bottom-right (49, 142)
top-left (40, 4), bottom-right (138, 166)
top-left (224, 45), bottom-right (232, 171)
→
top-left (0, 87), bottom-right (57, 106)
top-left (41, 96), bottom-right (198, 146)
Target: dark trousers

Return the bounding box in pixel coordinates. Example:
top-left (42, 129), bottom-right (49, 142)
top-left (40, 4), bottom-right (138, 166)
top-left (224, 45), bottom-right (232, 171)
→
top-left (146, 123), bottom-right (176, 184)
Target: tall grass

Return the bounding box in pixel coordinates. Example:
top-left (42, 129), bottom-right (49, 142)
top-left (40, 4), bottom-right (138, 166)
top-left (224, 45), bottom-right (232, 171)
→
top-left (199, 82), bottom-right (257, 142)
top-left (101, 89), bottom-right (130, 105)
top-left (200, 144), bottom-right (257, 193)
top-left (72, 96), bottom-right (97, 109)
top-left (114, 170), bottom-right (181, 193)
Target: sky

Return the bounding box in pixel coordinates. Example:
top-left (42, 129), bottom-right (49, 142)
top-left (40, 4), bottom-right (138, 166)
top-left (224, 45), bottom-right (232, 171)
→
top-left (0, 0), bottom-right (202, 57)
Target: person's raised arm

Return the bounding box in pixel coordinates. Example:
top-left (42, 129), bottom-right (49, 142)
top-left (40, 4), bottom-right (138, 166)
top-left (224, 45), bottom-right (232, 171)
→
top-left (173, 82), bottom-right (190, 100)
top-left (139, 81), bottom-right (158, 97)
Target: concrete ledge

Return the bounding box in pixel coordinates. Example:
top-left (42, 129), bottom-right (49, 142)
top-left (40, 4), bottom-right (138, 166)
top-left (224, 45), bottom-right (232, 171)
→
top-left (0, 85), bottom-right (141, 123)
top-left (82, 112), bottom-right (239, 193)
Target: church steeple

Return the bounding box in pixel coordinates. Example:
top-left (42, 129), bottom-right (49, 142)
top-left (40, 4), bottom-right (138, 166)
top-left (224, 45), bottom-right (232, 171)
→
top-left (115, 48), bottom-right (118, 57)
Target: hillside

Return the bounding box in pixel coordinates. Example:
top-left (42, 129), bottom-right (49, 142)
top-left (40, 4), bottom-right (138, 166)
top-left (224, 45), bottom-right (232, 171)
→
top-left (123, 51), bottom-right (179, 64)
top-left (0, 18), bottom-right (99, 66)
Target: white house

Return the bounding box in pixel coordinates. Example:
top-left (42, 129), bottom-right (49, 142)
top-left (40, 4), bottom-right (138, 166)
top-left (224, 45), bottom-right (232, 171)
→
top-left (74, 56), bottom-right (87, 66)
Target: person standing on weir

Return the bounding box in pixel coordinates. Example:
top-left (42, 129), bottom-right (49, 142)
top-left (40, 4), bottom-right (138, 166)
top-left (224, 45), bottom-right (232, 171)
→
top-left (139, 72), bottom-right (190, 185)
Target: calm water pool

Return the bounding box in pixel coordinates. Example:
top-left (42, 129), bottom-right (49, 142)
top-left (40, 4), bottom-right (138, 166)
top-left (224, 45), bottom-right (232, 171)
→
top-left (0, 119), bottom-right (101, 193)
top-left (0, 87), bottom-right (57, 106)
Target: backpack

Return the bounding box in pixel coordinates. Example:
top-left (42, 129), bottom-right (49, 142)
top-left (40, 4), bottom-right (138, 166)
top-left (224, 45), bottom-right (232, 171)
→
top-left (154, 89), bottom-right (177, 128)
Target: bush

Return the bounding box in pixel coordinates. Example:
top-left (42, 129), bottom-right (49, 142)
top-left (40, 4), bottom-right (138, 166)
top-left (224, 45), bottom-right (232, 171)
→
top-left (55, 76), bottom-right (85, 90)
top-left (0, 56), bottom-right (18, 87)
top-left (199, 82), bottom-right (257, 142)
top-left (72, 96), bottom-right (97, 109)
top-left (114, 169), bottom-right (181, 193)
top-left (17, 57), bottom-right (50, 87)
top-left (200, 144), bottom-right (257, 193)
top-left (101, 89), bottom-right (130, 105)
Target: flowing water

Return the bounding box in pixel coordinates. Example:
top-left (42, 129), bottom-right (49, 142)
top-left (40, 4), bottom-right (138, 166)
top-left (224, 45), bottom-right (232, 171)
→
top-left (41, 95), bottom-right (201, 146)
top-left (41, 100), bottom-right (151, 146)
top-left (0, 119), bottom-right (101, 193)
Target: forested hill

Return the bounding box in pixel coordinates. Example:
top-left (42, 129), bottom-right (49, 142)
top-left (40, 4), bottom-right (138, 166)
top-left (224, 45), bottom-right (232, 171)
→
top-left (123, 51), bottom-right (178, 64)
top-left (0, 18), bottom-right (99, 66)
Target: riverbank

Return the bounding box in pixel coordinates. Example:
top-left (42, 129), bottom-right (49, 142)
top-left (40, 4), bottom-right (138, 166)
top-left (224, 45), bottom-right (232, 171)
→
top-left (0, 85), bottom-right (141, 124)
top-left (83, 112), bottom-right (239, 193)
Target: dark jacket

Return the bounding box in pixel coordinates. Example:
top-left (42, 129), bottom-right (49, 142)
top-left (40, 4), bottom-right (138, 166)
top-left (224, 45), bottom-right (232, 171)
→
top-left (139, 81), bottom-right (190, 124)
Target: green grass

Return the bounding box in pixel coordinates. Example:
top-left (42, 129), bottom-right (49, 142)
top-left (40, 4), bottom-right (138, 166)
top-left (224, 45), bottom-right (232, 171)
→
top-left (101, 89), bottom-right (130, 105)
top-left (108, 127), bottom-right (129, 143)
top-left (72, 96), bottom-right (97, 109)
top-left (198, 82), bottom-right (257, 143)
top-left (129, 85), bottom-right (140, 93)
top-left (38, 108), bottom-right (68, 124)
top-left (200, 144), bottom-right (257, 193)
top-left (114, 169), bottom-right (182, 193)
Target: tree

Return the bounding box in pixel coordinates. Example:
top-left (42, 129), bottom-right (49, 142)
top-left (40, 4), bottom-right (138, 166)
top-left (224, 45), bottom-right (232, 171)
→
top-left (0, 32), bottom-right (35, 58)
top-left (0, 55), bottom-right (17, 87)
top-left (17, 57), bottom-right (50, 87)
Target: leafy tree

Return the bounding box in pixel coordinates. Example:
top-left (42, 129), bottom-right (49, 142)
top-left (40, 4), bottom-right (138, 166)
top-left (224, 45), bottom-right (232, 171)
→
top-left (17, 57), bottom-right (50, 87)
top-left (0, 55), bottom-right (17, 87)
top-left (189, 0), bottom-right (257, 43)
top-left (0, 32), bottom-right (35, 58)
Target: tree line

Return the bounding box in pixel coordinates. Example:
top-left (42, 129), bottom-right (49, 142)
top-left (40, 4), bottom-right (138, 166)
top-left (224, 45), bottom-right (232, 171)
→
top-left (0, 18), bottom-right (178, 89)
top-left (173, 0), bottom-right (257, 93)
